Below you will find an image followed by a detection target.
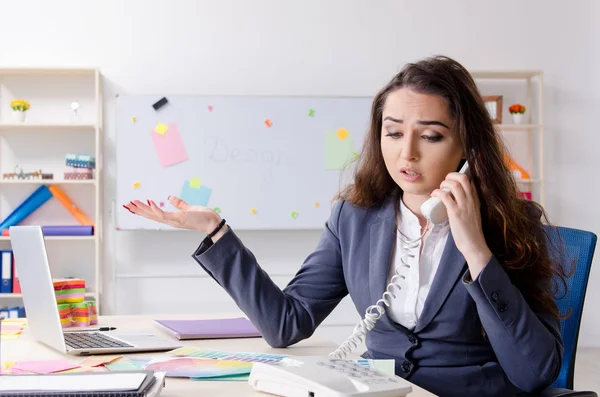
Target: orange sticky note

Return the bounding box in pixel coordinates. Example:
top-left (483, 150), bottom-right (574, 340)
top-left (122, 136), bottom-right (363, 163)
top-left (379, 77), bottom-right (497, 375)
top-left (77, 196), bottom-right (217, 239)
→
top-left (264, 119), bottom-right (273, 128)
top-left (155, 122), bottom-right (169, 135)
top-left (336, 128), bottom-right (349, 141)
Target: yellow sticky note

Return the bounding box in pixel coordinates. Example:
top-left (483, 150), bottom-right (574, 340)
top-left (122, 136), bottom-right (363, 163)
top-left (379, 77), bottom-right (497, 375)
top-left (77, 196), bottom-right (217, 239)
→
top-left (336, 128), bottom-right (349, 141)
top-left (133, 181), bottom-right (141, 189)
top-left (189, 177), bottom-right (201, 189)
top-left (155, 122), bottom-right (168, 135)
top-left (132, 117), bottom-right (137, 123)
top-left (251, 208), bottom-right (257, 214)
top-left (314, 202), bottom-right (320, 208)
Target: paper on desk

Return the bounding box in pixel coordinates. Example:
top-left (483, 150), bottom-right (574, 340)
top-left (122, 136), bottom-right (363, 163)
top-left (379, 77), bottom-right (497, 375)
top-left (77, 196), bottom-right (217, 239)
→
top-left (143, 356), bottom-right (253, 379)
top-left (2, 318), bottom-right (27, 325)
top-left (11, 360), bottom-right (81, 374)
top-left (79, 355), bottom-right (123, 367)
top-left (1, 325), bottom-right (24, 331)
top-left (105, 356), bottom-right (145, 372)
top-left (166, 347), bottom-right (287, 364)
top-left (0, 372), bottom-right (148, 392)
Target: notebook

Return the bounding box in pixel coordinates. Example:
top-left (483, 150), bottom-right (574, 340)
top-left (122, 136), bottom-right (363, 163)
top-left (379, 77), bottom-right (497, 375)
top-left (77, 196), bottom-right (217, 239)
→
top-left (0, 370), bottom-right (161, 397)
top-left (154, 317), bottom-right (261, 340)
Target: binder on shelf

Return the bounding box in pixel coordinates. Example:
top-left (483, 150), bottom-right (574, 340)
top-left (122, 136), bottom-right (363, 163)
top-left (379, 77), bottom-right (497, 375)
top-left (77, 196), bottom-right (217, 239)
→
top-left (1, 250), bottom-right (13, 293)
top-left (2, 226), bottom-right (93, 237)
top-left (11, 253), bottom-right (21, 293)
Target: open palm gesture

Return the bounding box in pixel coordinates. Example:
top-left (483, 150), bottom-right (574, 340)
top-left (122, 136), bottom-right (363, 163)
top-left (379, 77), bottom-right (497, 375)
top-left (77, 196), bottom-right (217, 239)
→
top-left (123, 196), bottom-right (220, 234)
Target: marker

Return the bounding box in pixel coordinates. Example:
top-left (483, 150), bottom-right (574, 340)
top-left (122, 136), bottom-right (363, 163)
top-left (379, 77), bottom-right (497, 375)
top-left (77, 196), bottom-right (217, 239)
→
top-left (64, 326), bottom-right (117, 332)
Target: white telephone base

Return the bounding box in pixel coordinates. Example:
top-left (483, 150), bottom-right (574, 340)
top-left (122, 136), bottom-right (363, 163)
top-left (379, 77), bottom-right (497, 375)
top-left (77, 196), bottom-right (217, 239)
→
top-left (248, 356), bottom-right (412, 397)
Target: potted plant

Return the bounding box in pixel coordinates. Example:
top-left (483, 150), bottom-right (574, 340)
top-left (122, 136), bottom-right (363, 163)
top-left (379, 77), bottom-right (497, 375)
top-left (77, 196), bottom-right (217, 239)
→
top-left (10, 99), bottom-right (31, 123)
top-left (508, 103), bottom-right (526, 124)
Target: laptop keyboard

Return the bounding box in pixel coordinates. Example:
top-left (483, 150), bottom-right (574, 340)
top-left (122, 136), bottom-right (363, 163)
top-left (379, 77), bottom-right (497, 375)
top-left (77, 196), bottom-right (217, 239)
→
top-left (64, 332), bottom-right (134, 349)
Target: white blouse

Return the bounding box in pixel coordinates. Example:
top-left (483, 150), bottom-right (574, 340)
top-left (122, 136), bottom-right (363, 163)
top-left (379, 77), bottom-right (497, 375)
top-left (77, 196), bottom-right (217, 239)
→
top-left (385, 199), bottom-right (450, 330)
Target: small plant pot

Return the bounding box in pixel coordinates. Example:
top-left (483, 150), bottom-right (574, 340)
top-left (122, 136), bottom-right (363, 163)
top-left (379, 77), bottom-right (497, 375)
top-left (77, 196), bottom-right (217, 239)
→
top-left (12, 110), bottom-right (26, 123)
top-left (511, 113), bottom-right (524, 124)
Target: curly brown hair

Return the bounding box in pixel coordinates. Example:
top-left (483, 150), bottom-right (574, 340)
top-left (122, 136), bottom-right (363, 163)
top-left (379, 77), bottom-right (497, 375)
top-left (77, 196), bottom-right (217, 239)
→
top-left (339, 55), bottom-right (570, 318)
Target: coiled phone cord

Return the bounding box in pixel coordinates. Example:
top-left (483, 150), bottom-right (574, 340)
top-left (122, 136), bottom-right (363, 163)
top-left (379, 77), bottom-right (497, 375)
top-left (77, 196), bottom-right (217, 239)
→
top-left (329, 221), bottom-right (431, 359)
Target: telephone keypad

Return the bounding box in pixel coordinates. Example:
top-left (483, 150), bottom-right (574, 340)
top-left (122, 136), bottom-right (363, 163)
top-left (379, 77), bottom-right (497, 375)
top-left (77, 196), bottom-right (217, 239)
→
top-left (315, 360), bottom-right (399, 384)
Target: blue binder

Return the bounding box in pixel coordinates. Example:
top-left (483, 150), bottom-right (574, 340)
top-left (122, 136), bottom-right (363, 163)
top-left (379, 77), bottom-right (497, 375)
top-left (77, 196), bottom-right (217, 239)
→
top-left (0, 250), bottom-right (13, 293)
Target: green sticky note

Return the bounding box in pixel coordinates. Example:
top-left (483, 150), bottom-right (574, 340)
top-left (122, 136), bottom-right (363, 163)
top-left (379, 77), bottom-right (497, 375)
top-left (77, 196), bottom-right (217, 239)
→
top-left (213, 207), bottom-right (221, 214)
top-left (290, 211), bottom-right (299, 219)
top-left (308, 109), bottom-right (315, 117)
top-left (189, 177), bottom-right (201, 189)
top-left (325, 130), bottom-right (354, 170)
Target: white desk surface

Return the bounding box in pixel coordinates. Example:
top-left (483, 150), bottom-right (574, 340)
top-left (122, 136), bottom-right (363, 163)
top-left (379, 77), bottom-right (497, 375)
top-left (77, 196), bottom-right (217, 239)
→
top-left (1, 313), bottom-right (435, 396)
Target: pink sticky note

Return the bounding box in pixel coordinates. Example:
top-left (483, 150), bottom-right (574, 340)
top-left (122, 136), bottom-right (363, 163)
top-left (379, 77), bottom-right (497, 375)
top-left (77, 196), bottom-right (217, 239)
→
top-left (12, 360), bottom-right (80, 374)
top-left (150, 123), bottom-right (188, 167)
top-left (1, 325), bottom-right (23, 331)
top-left (208, 105), bottom-right (213, 112)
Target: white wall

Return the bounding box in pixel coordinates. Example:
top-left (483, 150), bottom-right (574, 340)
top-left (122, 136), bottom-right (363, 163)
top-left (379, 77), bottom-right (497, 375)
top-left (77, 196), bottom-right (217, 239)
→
top-left (1, 0), bottom-right (599, 347)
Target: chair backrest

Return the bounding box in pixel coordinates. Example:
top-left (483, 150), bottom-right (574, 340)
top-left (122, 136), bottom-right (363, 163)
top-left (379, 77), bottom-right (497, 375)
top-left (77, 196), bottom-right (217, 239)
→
top-left (545, 225), bottom-right (597, 389)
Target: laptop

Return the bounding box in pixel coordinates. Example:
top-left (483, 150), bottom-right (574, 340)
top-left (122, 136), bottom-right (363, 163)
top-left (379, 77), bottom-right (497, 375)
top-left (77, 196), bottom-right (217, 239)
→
top-left (9, 225), bottom-right (182, 356)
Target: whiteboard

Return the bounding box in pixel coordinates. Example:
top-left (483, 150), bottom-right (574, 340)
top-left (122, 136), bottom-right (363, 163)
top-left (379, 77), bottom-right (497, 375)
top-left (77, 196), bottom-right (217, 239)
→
top-left (116, 95), bottom-right (373, 230)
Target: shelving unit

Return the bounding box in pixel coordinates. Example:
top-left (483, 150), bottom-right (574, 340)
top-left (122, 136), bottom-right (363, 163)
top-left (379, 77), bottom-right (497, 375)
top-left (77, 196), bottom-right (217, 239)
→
top-left (471, 70), bottom-right (544, 206)
top-left (0, 68), bottom-right (103, 313)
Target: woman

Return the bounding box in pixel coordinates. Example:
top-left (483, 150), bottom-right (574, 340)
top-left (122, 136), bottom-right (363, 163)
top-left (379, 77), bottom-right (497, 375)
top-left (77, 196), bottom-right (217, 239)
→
top-left (123, 55), bottom-right (567, 396)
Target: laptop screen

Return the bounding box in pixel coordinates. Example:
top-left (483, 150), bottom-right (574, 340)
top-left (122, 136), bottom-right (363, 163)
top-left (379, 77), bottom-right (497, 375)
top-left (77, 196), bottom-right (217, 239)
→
top-left (9, 226), bottom-right (68, 353)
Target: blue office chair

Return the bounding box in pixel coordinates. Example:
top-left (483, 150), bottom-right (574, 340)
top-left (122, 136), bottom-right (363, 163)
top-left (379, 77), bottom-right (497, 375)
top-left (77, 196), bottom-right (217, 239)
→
top-left (541, 225), bottom-right (597, 397)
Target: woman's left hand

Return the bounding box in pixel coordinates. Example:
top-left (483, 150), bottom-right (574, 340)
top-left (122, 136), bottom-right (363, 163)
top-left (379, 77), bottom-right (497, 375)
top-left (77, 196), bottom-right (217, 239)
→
top-left (430, 172), bottom-right (492, 279)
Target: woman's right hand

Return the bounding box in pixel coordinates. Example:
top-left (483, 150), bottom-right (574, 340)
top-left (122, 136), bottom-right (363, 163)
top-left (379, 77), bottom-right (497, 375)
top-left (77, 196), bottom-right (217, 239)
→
top-left (122, 196), bottom-right (222, 235)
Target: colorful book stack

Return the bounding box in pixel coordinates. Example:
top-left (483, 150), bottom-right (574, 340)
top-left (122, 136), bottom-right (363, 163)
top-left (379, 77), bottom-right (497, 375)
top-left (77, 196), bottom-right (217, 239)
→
top-left (53, 278), bottom-right (86, 304)
top-left (64, 154), bottom-right (95, 180)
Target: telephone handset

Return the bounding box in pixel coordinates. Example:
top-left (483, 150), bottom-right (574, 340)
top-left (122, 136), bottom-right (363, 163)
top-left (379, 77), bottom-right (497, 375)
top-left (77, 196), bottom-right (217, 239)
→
top-left (420, 161), bottom-right (470, 224)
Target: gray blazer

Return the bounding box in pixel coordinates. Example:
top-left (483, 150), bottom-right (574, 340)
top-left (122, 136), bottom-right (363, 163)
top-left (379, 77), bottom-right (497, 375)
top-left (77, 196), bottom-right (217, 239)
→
top-left (192, 197), bottom-right (563, 397)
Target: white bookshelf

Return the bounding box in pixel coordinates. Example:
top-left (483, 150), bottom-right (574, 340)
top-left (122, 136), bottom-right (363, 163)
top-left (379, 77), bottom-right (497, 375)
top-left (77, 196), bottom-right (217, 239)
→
top-left (471, 70), bottom-right (544, 206)
top-left (0, 68), bottom-right (103, 313)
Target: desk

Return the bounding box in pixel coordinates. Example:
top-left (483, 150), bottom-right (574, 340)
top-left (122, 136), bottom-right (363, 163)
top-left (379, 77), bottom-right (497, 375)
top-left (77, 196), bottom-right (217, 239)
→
top-left (2, 314), bottom-right (435, 396)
